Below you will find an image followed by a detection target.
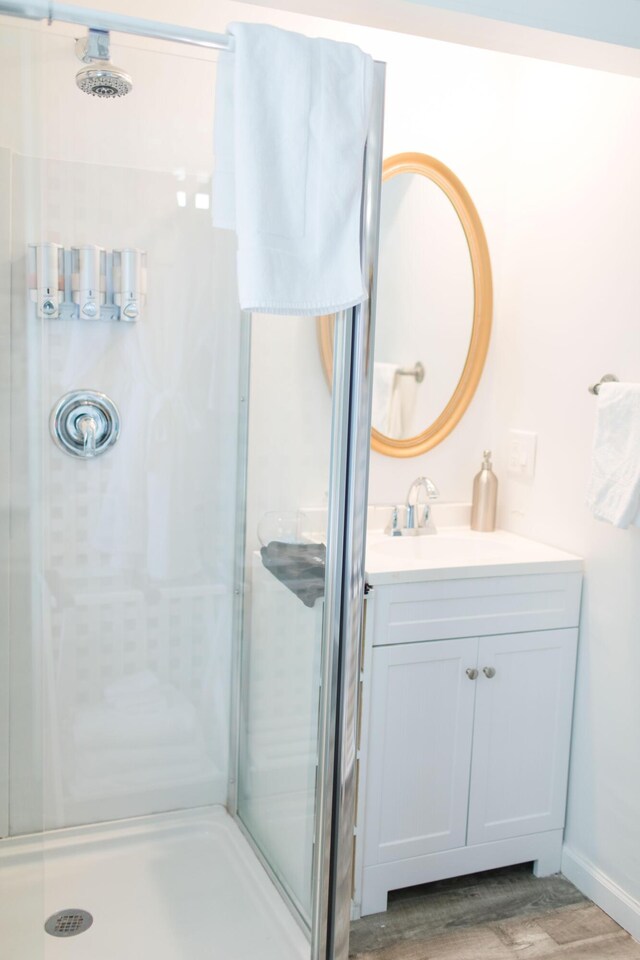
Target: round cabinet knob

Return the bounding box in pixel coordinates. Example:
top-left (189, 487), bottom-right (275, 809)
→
top-left (483, 666), bottom-right (496, 679)
top-left (465, 668), bottom-right (478, 680)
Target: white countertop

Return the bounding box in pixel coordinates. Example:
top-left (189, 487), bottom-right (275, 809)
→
top-left (364, 527), bottom-right (583, 585)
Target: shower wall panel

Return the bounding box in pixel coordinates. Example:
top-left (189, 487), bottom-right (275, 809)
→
top-left (8, 152), bottom-right (239, 835)
top-left (1, 27), bottom-right (241, 835)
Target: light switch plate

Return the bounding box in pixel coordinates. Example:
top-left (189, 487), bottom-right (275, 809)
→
top-left (507, 429), bottom-right (537, 481)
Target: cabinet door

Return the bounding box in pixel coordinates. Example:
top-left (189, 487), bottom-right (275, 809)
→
top-left (467, 629), bottom-right (578, 845)
top-left (363, 638), bottom-right (478, 867)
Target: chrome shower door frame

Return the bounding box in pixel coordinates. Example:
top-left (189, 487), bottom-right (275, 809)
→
top-left (0, 148), bottom-right (9, 839)
top-left (315, 62), bottom-right (385, 960)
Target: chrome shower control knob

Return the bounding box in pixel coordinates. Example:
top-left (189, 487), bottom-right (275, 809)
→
top-left (50, 390), bottom-right (120, 458)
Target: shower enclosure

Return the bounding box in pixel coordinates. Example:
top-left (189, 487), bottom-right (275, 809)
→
top-left (0, 4), bottom-right (383, 959)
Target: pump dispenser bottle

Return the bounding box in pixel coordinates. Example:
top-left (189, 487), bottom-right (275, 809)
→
top-left (471, 450), bottom-right (498, 532)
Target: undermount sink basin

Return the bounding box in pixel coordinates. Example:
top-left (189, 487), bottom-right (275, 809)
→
top-left (369, 531), bottom-right (517, 564)
top-left (364, 527), bottom-right (582, 584)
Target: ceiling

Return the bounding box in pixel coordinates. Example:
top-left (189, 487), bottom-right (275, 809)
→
top-left (240, 0), bottom-right (640, 76)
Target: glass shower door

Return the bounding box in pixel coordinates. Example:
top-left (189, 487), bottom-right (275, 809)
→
top-left (234, 63), bottom-right (384, 958)
top-left (235, 310), bottom-right (335, 923)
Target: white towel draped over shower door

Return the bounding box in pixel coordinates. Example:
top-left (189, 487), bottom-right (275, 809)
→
top-left (586, 381), bottom-right (640, 528)
top-left (213, 22), bottom-right (373, 315)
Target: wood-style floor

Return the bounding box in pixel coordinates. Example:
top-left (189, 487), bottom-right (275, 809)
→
top-left (349, 864), bottom-right (640, 959)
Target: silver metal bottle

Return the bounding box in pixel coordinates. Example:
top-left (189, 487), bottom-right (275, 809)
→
top-left (471, 449), bottom-right (498, 532)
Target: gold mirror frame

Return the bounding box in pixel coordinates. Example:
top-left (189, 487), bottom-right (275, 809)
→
top-left (317, 152), bottom-right (493, 458)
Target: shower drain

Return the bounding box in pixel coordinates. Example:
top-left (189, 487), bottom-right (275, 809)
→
top-left (45, 909), bottom-right (94, 938)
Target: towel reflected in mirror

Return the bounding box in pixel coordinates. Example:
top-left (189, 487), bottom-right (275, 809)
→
top-left (371, 361), bottom-right (419, 439)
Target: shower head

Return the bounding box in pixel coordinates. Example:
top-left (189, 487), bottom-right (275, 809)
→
top-left (75, 27), bottom-right (132, 99)
top-left (76, 62), bottom-right (133, 98)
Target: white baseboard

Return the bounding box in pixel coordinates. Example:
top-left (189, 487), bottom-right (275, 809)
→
top-left (562, 846), bottom-right (640, 943)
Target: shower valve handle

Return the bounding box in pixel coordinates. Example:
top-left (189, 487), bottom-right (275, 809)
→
top-left (50, 391), bottom-right (120, 459)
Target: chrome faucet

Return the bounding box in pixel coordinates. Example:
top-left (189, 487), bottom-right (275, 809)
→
top-left (405, 476), bottom-right (439, 535)
top-left (385, 476), bottom-right (439, 537)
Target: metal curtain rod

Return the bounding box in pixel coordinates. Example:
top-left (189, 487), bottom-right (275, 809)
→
top-left (0, 2), bottom-right (386, 60)
top-left (0, 1), bottom-right (232, 50)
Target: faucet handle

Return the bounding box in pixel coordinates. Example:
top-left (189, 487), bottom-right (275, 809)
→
top-left (77, 415), bottom-right (98, 457)
top-left (385, 504), bottom-right (406, 536)
top-left (424, 477), bottom-right (439, 499)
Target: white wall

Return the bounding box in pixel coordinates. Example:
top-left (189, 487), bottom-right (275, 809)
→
top-left (490, 56), bottom-right (640, 927)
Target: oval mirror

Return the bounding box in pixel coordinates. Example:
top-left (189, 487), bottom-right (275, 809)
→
top-left (317, 152), bottom-right (492, 457)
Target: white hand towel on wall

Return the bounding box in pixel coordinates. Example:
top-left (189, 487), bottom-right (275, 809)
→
top-left (213, 22), bottom-right (373, 315)
top-left (586, 382), bottom-right (640, 528)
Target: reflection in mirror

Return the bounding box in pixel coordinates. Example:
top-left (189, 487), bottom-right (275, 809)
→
top-left (317, 153), bottom-right (492, 458)
top-left (373, 172), bottom-right (474, 440)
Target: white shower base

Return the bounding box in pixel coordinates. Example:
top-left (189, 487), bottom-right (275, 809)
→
top-left (0, 805), bottom-right (309, 960)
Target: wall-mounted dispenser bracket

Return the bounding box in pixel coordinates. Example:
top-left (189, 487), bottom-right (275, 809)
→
top-left (28, 243), bottom-right (147, 322)
top-left (30, 242), bottom-right (64, 319)
top-left (113, 248), bottom-right (147, 321)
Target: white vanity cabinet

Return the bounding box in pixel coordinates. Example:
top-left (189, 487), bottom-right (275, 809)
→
top-left (355, 567), bottom-right (582, 917)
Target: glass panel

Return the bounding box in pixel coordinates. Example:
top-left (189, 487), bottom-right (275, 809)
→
top-left (237, 311), bottom-right (336, 925)
top-left (1, 19), bottom-right (334, 960)
top-left (7, 25), bottom-right (232, 836)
